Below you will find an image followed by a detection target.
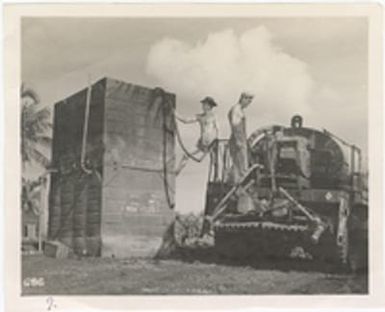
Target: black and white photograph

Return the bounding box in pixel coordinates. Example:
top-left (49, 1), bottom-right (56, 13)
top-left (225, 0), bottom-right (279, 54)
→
top-left (3, 3), bottom-right (384, 309)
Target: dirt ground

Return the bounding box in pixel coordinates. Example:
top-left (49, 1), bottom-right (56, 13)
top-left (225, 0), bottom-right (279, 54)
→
top-left (22, 249), bottom-right (368, 295)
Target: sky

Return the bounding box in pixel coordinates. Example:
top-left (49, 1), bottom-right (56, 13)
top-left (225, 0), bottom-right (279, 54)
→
top-left (22, 17), bottom-right (368, 213)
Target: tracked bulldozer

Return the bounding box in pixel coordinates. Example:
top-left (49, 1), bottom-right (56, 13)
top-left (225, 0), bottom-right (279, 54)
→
top-left (203, 116), bottom-right (368, 270)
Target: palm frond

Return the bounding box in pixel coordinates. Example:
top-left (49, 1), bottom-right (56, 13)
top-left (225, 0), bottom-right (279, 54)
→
top-left (33, 106), bottom-right (50, 119)
top-left (21, 88), bottom-right (40, 105)
top-left (20, 85), bottom-right (53, 169)
top-left (21, 142), bottom-right (33, 164)
top-left (29, 147), bottom-right (50, 168)
top-left (33, 135), bottom-right (52, 148)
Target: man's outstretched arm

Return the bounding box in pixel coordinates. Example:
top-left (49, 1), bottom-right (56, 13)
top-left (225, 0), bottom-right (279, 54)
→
top-left (175, 112), bottom-right (198, 124)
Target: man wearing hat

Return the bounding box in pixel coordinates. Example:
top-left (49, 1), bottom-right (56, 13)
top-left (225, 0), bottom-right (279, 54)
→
top-left (174, 96), bottom-right (219, 175)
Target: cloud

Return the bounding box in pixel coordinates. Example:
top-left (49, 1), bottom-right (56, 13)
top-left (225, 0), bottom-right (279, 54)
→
top-left (146, 26), bottom-right (319, 214)
top-left (146, 26), bottom-right (315, 136)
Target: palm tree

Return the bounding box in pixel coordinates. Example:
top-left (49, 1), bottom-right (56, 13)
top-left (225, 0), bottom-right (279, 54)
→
top-left (21, 84), bottom-right (52, 169)
top-left (21, 85), bottom-right (52, 252)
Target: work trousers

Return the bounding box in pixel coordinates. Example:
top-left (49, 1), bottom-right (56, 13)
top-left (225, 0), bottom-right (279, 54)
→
top-left (228, 136), bottom-right (248, 184)
top-left (228, 136), bottom-right (254, 214)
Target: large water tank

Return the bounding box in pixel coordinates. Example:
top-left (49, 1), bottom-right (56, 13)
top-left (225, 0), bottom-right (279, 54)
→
top-left (48, 77), bottom-right (176, 258)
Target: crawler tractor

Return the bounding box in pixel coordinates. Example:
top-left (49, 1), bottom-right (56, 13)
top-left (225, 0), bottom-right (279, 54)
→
top-left (203, 115), bottom-right (368, 270)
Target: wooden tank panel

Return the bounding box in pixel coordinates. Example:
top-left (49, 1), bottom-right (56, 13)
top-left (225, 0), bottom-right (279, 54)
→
top-left (48, 79), bottom-right (105, 255)
top-left (101, 78), bottom-right (175, 258)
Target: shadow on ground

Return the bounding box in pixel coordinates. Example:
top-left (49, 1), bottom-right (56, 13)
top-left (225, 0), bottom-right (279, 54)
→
top-left (168, 246), bottom-right (368, 275)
